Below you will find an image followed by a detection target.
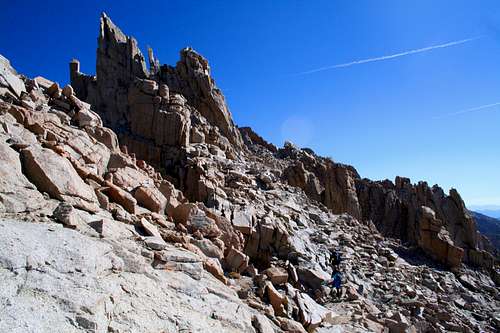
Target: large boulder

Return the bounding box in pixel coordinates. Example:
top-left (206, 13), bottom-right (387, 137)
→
top-left (0, 54), bottom-right (26, 98)
top-left (224, 247), bottom-right (249, 273)
top-left (134, 186), bottom-right (167, 213)
top-left (0, 139), bottom-right (44, 213)
top-left (20, 146), bottom-right (99, 212)
top-left (102, 181), bottom-right (137, 214)
top-left (295, 292), bottom-right (336, 330)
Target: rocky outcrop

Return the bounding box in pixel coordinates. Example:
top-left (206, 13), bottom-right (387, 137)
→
top-left (280, 142), bottom-right (362, 219)
top-left (472, 211), bottom-right (500, 251)
top-left (160, 48), bottom-right (244, 148)
top-left (278, 141), bottom-right (493, 269)
top-left (0, 12), bottom-right (498, 333)
top-left (71, 13), bottom-right (243, 174)
top-left (240, 126), bottom-right (278, 153)
top-left (418, 205), bottom-right (465, 267)
top-left (356, 176), bottom-right (494, 269)
top-left (0, 54), bottom-right (285, 332)
top-left (74, 10), bottom-right (496, 274)
top-left (0, 54), bottom-right (26, 99)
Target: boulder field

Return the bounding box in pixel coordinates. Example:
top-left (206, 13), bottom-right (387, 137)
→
top-left (0, 13), bottom-right (498, 333)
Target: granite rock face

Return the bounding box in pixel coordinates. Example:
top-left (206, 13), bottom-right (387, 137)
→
top-left (71, 14), bottom-right (243, 172)
top-left (0, 54), bottom-right (26, 99)
top-left (0, 219), bottom-right (273, 333)
top-left (0, 12), bottom-right (498, 333)
top-left (356, 176), bottom-right (495, 269)
top-left (161, 47), bottom-right (244, 148)
top-left (279, 141), bottom-right (494, 270)
top-left (0, 133), bottom-right (44, 213)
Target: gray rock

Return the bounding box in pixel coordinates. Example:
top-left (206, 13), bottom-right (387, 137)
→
top-left (0, 137), bottom-right (45, 213)
top-left (139, 217), bottom-right (161, 238)
top-left (144, 236), bottom-right (167, 250)
top-left (52, 202), bottom-right (83, 228)
top-left (0, 54), bottom-right (26, 98)
top-left (0, 218), bottom-right (275, 332)
top-left (88, 218), bottom-right (135, 239)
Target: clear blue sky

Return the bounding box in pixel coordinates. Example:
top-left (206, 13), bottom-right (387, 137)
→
top-left (1, 1), bottom-right (499, 207)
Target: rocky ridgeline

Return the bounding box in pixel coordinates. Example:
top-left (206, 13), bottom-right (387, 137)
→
top-left (0, 13), bottom-right (498, 333)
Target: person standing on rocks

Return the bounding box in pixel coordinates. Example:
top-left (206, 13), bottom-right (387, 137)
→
top-left (320, 250), bottom-right (343, 301)
top-left (326, 266), bottom-right (343, 300)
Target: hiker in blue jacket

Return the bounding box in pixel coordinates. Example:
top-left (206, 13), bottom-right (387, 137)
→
top-left (318, 250), bottom-right (344, 302)
top-left (328, 267), bottom-right (342, 299)
top-left (321, 266), bottom-right (343, 300)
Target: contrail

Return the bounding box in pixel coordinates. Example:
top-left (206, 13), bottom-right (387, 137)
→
top-left (433, 101), bottom-right (500, 119)
top-left (296, 36), bottom-right (482, 75)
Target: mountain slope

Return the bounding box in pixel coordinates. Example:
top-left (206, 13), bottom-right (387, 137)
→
top-left (472, 211), bottom-right (500, 250)
top-left (475, 209), bottom-right (500, 219)
top-left (72, 13), bottom-right (495, 272)
top-left (0, 13), bottom-right (498, 333)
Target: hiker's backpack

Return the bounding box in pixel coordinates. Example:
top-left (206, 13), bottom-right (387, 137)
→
top-left (331, 251), bottom-right (342, 266)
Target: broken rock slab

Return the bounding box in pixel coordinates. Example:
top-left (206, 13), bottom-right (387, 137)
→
top-left (232, 208), bottom-right (254, 235)
top-left (0, 218), bottom-right (275, 333)
top-left (144, 236), bottom-right (167, 250)
top-left (139, 217), bottom-right (162, 238)
top-left (265, 281), bottom-right (286, 315)
top-left (102, 181), bottom-right (137, 214)
top-left (297, 267), bottom-right (330, 290)
top-left (134, 185), bottom-right (167, 213)
top-left (0, 54), bottom-right (26, 98)
top-left (0, 138), bottom-right (45, 213)
top-left (20, 145), bottom-right (99, 212)
top-left (264, 266), bottom-right (288, 285)
top-left (296, 292), bottom-right (337, 330)
top-left (154, 245), bottom-right (204, 279)
top-left (34, 76), bottom-right (54, 90)
top-left (88, 218), bottom-right (135, 239)
top-left (224, 246), bottom-right (249, 273)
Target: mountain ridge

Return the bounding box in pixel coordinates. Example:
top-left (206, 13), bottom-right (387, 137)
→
top-left (471, 211), bottom-right (500, 251)
top-left (71, 13), bottom-right (496, 271)
top-left (472, 208), bottom-right (500, 219)
top-left (0, 13), bottom-right (498, 332)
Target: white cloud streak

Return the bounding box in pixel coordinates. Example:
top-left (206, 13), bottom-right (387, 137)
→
top-left (433, 101), bottom-right (500, 119)
top-left (296, 36), bottom-right (482, 75)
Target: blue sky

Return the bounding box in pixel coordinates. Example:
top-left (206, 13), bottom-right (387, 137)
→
top-left (1, 1), bottom-right (499, 207)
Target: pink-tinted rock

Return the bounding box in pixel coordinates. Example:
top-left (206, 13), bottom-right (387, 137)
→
top-left (20, 146), bottom-right (99, 212)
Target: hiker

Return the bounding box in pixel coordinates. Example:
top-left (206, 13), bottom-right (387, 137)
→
top-left (328, 267), bottom-right (343, 299)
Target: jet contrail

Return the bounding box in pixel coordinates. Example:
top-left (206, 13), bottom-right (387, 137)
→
top-left (296, 36), bottom-right (482, 75)
top-left (433, 101), bottom-right (500, 119)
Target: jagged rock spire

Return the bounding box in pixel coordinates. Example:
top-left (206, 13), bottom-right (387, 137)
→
top-left (167, 47), bottom-right (244, 148)
top-left (71, 13), bottom-right (243, 167)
